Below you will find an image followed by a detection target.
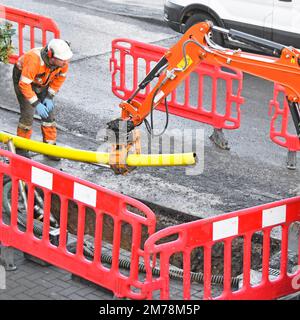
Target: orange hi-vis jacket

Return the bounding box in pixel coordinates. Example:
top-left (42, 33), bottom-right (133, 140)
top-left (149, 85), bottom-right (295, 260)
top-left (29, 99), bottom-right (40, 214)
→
top-left (16, 47), bottom-right (69, 104)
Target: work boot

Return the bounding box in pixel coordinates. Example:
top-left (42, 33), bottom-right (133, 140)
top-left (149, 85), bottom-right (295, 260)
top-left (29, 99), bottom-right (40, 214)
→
top-left (41, 123), bottom-right (60, 161)
top-left (16, 126), bottom-right (33, 158)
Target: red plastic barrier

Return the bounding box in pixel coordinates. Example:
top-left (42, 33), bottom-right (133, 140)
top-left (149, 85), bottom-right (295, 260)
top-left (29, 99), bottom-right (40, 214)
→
top-left (269, 83), bottom-right (300, 151)
top-left (110, 39), bottom-right (245, 130)
top-left (143, 198), bottom-right (300, 300)
top-left (0, 149), bottom-right (156, 299)
top-left (0, 5), bottom-right (60, 64)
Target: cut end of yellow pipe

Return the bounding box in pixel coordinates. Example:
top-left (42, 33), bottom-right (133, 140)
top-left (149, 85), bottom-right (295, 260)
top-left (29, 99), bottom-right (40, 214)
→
top-left (126, 153), bottom-right (197, 166)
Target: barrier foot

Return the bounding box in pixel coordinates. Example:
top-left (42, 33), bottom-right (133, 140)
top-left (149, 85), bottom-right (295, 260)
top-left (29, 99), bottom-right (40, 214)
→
top-left (209, 128), bottom-right (230, 150)
top-left (24, 253), bottom-right (50, 267)
top-left (286, 150), bottom-right (297, 170)
top-left (0, 245), bottom-right (17, 271)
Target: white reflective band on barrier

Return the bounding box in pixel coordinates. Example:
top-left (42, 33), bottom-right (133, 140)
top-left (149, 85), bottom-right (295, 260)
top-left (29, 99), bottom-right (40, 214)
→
top-left (213, 217), bottom-right (239, 241)
top-left (31, 167), bottom-right (53, 190)
top-left (73, 183), bottom-right (97, 207)
top-left (262, 205), bottom-right (286, 227)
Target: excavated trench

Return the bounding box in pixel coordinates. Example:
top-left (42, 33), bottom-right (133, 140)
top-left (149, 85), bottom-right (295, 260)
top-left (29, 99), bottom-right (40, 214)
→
top-left (1, 175), bottom-right (298, 294)
top-left (48, 194), bottom-right (285, 278)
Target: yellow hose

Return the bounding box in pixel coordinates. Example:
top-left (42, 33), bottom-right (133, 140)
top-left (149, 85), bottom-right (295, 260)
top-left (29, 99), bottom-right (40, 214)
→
top-left (0, 131), bottom-right (196, 167)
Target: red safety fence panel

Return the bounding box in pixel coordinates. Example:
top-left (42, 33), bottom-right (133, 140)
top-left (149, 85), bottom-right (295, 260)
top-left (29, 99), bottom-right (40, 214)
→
top-left (269, 83), bottom-right (300, 151)
top-left (110, 38), bottom-right (245, 130)
top-left (0, 149), bottom-right (156, 299)
top-left (143, 198), bottom-right (300, 300)
top-left (0, 5), bottom-right (60, 64)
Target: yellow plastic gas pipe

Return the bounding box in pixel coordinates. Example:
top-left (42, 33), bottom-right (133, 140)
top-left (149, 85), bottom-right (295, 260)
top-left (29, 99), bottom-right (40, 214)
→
top-left (0, 131), bottom-right (196, 167)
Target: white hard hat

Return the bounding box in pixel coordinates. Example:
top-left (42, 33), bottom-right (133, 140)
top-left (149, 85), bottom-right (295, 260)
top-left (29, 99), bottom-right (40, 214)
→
top-left (47, 39), bottom-right (73, 60)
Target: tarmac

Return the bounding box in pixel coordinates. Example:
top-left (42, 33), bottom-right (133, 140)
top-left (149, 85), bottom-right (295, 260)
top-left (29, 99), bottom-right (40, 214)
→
top-left (0, 106), bottom-right (299, 301)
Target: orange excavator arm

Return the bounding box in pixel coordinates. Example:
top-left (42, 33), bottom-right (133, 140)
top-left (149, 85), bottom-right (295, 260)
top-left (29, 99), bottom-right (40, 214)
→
top-left (106, 21), bottom-right (300, 174)
top-left (107, 21), bottom-right (300, 136)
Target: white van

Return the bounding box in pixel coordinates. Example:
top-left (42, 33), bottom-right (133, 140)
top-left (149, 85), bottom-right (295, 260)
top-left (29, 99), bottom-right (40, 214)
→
top-left (164, 0), bottom-right (300, 48)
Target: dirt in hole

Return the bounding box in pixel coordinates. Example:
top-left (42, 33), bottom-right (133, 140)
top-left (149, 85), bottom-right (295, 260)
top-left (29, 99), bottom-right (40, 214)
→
top-left (49, 195), bottom-right (282, 276)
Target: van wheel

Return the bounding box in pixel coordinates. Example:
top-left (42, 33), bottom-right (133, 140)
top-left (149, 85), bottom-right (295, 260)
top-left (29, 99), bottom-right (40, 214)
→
top-left (185, 13), bottom-right (224, 46)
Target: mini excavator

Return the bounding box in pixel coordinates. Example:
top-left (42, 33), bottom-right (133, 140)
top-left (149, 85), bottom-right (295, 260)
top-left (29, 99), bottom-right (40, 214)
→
top-left (107, 21), bottom-right (300, 174)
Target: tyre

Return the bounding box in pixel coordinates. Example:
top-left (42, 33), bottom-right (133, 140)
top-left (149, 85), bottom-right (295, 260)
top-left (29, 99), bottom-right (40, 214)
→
top-left (184, 13), bottom-right (224, 46)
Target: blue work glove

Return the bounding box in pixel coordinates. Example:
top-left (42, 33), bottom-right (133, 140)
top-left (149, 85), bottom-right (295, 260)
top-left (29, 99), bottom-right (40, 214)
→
top-left (35, 102), bottom-right (49, 119)
top-left (43, 97), bottom-right (55, 113)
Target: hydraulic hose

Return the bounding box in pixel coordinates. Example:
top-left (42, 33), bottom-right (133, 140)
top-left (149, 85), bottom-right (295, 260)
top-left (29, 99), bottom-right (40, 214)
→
top-left (99, 251), bottom-right (240, 287)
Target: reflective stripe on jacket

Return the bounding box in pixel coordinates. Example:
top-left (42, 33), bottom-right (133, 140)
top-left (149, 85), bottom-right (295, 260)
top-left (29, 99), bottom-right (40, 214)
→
top-left (16, 48), bottom-right (68, 104)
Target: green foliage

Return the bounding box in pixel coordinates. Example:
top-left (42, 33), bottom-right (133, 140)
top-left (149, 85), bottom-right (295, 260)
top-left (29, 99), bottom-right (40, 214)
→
top-left (0, 22), bottom-right (15, 64)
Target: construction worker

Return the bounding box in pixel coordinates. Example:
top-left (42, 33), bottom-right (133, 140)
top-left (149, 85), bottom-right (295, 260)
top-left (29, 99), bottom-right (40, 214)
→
top-left (12, 38), bottom-right (73, 160)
